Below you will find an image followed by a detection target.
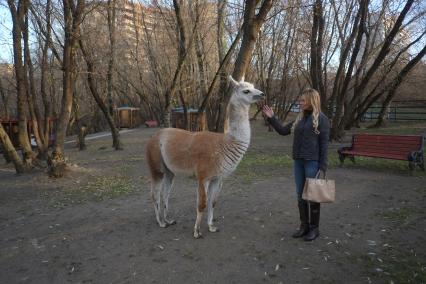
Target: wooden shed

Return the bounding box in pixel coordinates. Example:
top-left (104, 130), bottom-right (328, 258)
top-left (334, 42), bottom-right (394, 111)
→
top-left (114, 107), bottom-right (141, 129)
top-left (171, 108), bottom-right (206, 132)
top-left (0, 118), bottom-right (55, 149)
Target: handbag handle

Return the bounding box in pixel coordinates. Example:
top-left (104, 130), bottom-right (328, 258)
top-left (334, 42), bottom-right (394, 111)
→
top-left (315, 170), bottom-right (327, 179)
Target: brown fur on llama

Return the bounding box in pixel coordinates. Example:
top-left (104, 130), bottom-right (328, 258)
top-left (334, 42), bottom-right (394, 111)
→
top-left (145, 76), bottom-right (265, 238)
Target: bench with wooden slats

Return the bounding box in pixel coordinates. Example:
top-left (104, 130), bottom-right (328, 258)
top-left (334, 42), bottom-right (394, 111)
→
top-left (338, 134), bottom-right (424, 172)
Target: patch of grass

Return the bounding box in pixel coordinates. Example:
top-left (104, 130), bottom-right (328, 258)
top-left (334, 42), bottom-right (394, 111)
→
top-left (377, 207), bottom-right (420, 223)
top-left (414, 187), bottom-right (426, 196)
top-left (83, 176), bottom-right (136, 200)
top-left (129, 156), bottom-right (144, 161)
top-left (330, 150), bottom-right (426, 176)
top-left (47, 176), bottom-right (138, 208)
top-left (351, 247), bottom-right (426, 284)
top-left (235, 152), bottom-right (293, 182)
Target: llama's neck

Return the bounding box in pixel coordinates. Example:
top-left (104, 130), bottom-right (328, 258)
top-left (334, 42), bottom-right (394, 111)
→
top-left (225, 102), bottom-right (251, 144)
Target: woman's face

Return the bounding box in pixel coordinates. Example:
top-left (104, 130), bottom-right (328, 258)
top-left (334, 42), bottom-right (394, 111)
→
top-left (299, 95), bottom-right (312, 111)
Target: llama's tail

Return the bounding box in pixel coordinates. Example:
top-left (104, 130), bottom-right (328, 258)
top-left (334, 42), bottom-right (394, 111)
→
top-left (145, 132), bottom-right (164, 201)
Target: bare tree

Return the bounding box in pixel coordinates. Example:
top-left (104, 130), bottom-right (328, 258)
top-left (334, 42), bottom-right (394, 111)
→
top-left (7, 0), bottom-right (35, 169)
top-left (107, 0), bottom-right (117, 116)
top-left (214, 0), bottom-right (274, 132)
top-left (48, 0), bottom-right (85, 177)
top-left (372, 43), bottom-right (426, 127)
top-left (0, 78), bottom-right (10, 119)
top-left (79, 37), bottom-right (122, 150)
top-left (0, 123), bottom-right (25, 173)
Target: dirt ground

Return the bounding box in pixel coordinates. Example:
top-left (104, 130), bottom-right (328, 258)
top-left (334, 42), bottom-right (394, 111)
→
top-left (1, 119), bottom-right (425, 284)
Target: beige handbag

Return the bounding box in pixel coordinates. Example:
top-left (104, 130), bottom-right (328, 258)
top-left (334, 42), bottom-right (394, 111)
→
top-left (302, 171), bottom-right (335, 203)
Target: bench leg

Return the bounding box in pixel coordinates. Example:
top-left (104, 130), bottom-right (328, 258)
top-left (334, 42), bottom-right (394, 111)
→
top-left (349, 156), bottom-right (355, 164)
top-left (338, 153), bottom-right (346, 165)
top-left (420, 153), bottom-right (425, 171)
top-left (409, 161), bottom-right (415, 174)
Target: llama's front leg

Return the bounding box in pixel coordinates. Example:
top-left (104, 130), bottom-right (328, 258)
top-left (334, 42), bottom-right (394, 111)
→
top-left (207, 178), bottom-right (221, 233)
top-left (194, 180), bottom-right (208, 238)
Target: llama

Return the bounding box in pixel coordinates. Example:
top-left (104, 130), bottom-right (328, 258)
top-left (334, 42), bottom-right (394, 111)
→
top-left (145, 76), bottom-right (265, 238)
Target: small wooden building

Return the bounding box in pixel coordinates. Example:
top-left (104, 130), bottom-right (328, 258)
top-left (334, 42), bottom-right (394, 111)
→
top-left (114, 107), bottom-right (141, 129)
top-left (0, 118), bottom-right (55, 148)
top-left (171, 108), bottom-right (206, 132)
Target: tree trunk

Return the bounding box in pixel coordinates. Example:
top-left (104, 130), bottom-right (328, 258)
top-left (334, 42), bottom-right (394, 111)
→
top-left (39, 0), bottom-right (53, 160)
top-left (77, 125), bottom-right (87, 150)
top-left (372, 43), bottom-right (426, 128)
top-left (23, 12), bottom-right (48, 160)
top-left (333, 0), bottom-right (415, 138)
top-left (0, 123), bottom-right (25, 173)
top-left (310, 0), bottom-right (326, 108)
top-left (215, 0), bottom-right (273, 132)
top-left (0, 78), bottom-right (9, 119)
top-left (79, 39), bottom-right (122, 150)
top-left (49, 0), bottom-right (85, 177)
top-left (7, 0), bottom-right (34, 169)
top-left (107, 0), bottom-right (117, 116)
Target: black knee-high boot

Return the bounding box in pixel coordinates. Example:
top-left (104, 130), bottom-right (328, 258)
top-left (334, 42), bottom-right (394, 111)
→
top-left (304, 202), bottom-right (320, 241)
top-left (292, 200), bottom-right (309, 238)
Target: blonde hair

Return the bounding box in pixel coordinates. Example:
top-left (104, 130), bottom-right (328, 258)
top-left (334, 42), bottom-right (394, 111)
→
top-left (292, 89), bottom-right (321, 134)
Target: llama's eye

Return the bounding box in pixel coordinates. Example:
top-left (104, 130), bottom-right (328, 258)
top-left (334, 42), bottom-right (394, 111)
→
top-left (243, 90), bottom-right (250, 94)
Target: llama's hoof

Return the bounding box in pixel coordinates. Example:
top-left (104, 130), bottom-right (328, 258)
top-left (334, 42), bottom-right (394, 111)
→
top-left (166, 219), bottom-right (177, 226)
top-left (208, 225), bottom-right (219, 233)
top-left (158, 222), bottom-right (168, 228)
top-left (193, 229), bottom-right (203, 239)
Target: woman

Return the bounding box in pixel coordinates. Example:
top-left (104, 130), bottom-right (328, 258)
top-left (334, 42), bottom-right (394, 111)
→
top-left (262, 89), bottom-right (330, 241)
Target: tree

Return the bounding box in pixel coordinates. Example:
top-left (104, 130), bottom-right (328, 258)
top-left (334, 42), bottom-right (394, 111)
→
top-left (7, 0), bottom-right (35, 169)
top-left (0, 123), bottom-right (24, 173)
top-left (214, 0), bottom-right (274, 132)
top-left (372, 43), bottom-right (426, 127)
top-left (48, 0), bottom-right (85, 177)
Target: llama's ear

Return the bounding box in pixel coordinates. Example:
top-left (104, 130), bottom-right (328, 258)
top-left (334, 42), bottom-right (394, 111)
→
top-left (228, 75), bottom-right (238, 87)
top-left (240, 75), bottom-right (245, 83)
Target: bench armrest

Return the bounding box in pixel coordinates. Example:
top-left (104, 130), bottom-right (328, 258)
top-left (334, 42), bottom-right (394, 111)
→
top-left (338, 146), bottom-right (352, 154)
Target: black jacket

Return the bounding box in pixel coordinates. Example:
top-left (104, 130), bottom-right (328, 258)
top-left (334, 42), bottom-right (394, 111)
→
top-left (267, 112), bottom-right (330, 171)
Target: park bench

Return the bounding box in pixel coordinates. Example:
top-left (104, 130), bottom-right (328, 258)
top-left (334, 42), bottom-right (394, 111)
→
top-left (144, 120), bottom-right (158, 128)
top-left (338, 134), bottom-right (424, 172)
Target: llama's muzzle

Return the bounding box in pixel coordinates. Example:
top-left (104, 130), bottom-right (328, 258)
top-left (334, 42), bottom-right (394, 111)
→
top-left (253, 93), bottom-right (265, 101)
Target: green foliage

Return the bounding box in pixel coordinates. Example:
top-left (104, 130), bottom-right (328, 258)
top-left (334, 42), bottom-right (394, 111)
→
top-left (235, 152), bottom-right (293, 182)
top-left (378, 206), bottom-right (421, 223)
top-left (352, 247), bottom-right (426, 284)
top-left (46, 175), bottom-right (139, 208)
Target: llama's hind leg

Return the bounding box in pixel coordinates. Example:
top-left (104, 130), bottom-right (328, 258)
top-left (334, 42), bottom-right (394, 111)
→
top-left (151, 178), bottom-right (167, 228)
top-left (207, 178), bottom-right (221, 233)
top-left (162, 169), bottom-right (176, 226)
top-left (194, 179), bottom-right (209, 238)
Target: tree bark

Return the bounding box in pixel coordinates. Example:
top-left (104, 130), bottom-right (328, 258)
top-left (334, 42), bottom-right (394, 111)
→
top-left (310, 0), bottom-right (326, 108)
top-left (215, 0), bottom-right (274, 132)
top-left (0, 78), bottom-right (9, 119)
top-left (334, 0), bottom-right (415, 137)
top-left (107, 0), bottom-right (117, 116)
top-left (372, 43), bottom-right (426, 128)
top-left (23, 12), bottom-right (49, 160)
top-left (0, 123), bottom-right (25, 173)
top-left (49, 0), bottom-right (85, 177)
top-left (79, 39), bottom-right (122, 150)
top-left (7, 0), bottom-right (34, 169)
top-left (39, 0), bottom-right (53, 158)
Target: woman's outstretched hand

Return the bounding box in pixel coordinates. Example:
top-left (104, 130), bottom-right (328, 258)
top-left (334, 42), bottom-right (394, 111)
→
top-left (262, 105), bottom-right (274, 118)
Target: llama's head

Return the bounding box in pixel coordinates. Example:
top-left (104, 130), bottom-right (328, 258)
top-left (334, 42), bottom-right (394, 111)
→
top-left (228, 75), bottom-right (265, 106)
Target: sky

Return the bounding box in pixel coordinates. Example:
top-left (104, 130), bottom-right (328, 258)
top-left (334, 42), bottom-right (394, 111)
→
top-left (0, 4), bottom-right (13, 63)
